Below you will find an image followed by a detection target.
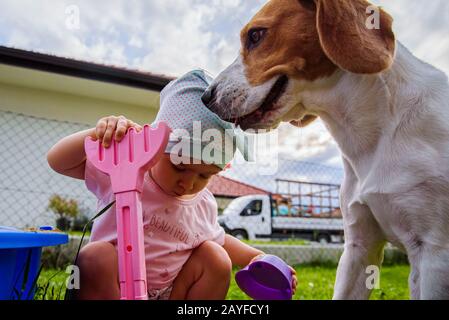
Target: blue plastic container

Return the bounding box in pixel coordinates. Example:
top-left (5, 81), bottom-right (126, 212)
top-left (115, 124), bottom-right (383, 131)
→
top-left (0, 226), bottom-right (68, 300)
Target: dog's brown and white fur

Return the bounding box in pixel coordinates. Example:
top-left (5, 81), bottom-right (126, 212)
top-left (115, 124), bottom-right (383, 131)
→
top-left (202, 0), bottom-right (449, 299)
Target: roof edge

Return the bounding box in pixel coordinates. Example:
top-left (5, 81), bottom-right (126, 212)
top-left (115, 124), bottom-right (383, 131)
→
top-left (0, 46), bottom-right (174, 91)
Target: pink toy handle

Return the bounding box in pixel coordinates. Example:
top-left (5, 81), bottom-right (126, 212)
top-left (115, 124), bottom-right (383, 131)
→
top-left (84, 122), bottom-right (171, 300)
top-left (116, 191), bottom-right (147, 300)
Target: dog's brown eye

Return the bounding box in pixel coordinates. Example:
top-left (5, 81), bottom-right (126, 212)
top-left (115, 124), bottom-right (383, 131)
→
top-left (246, 28), bottom-right (267, 50)
top-left (250, 30), bottom-right (263, 43)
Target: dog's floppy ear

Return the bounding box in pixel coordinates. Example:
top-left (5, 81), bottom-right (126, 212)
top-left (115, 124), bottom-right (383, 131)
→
top-left (314, 0), bottom-right (396, 74)
top-left (290, 115), bottom-right (317, 127)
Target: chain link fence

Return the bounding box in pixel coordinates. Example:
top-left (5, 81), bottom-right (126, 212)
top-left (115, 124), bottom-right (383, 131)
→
top-left (1, 110), bottom-right (406, 266)
top-left (0, 110), bottom-right (96, 228)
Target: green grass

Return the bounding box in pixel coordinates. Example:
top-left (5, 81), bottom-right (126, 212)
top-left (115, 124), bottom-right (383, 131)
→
top-left (34, 269), bottom-right (68, 300)
top-left (242, 239), bottom-right (310, 246)
top-left (228, 264), bottom-right (410, 300)
top-left (37, 264), bottom-right (410, 300)
top-left (67, 230), bottom-right (91, 237)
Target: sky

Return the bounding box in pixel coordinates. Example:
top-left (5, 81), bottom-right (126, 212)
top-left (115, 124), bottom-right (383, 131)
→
top-left (1, 0), bottom-right (448, 184)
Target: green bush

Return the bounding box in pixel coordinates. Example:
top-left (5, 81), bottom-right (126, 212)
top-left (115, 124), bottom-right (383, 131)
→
top-left (47, 194), bottom-right (80, 231)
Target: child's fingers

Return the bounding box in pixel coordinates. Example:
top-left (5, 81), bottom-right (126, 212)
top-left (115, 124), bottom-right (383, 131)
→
top-left (96, 115), bottom-right (140, 147)
top-left (95, 118), bottom-right (108, 141)
top-left (289, 266), bottom-right (296, 274)
top-left (292, 276), bottom-right (297, 294)
top-left (102, 116), bottom-right (119, 147)
top-left (130, 121), bottom-right (143, 132)
top-left (114, 116), bottom-right (129, 141)
top-left (290, 267), bottom-right (297, 294)
top-left (249, 253), bottom-right (265, 265)
top-left (115, 119), bottom-right (142, 140)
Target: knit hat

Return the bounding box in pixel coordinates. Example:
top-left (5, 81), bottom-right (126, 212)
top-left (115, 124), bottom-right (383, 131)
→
top-left (153, 69), bottom-right (253, 169)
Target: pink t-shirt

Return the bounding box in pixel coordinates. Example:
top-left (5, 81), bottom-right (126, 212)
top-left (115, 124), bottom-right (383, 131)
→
top-left (84, 159), bottom-right (225, 289)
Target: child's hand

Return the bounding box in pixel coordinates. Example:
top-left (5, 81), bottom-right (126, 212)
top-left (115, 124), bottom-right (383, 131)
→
top-left (95, 115), bottom-right (143, 148)
top-left (289, 265), bottom-right (298, 295)
top-left (249, 254), bottom-right (298, 295)
top-left (249, 253), bottom-right (265, 265)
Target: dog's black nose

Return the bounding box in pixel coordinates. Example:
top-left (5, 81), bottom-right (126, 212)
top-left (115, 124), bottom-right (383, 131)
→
top-left (201, 86), bottom-right (215, 108)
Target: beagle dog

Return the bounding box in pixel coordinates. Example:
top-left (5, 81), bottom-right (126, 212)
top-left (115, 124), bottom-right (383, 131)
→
top-left (202, 0), bottom-right (449, 299)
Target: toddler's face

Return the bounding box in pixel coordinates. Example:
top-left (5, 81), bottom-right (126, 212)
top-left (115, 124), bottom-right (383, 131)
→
top-left (150, 154), bottom-right (222, 197)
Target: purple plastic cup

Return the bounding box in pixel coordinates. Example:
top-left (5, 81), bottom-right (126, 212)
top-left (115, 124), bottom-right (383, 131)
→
top-left (235, 254), bottom-right (293, 300)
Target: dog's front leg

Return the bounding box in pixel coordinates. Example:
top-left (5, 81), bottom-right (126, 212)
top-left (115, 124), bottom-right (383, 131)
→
top-left (333, 202), bottom-right (386, 299)
top-left (333, 171), bottom-right (386, 300)
top-left (419, 245), bottom-right (449, 299)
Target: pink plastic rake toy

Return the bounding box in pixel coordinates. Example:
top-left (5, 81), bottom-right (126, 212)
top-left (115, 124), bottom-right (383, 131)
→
top-left (84, 122), bottom-right (171, 300)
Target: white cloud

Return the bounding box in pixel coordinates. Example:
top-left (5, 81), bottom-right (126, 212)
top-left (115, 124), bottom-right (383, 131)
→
top-left (0, 0), bottom-right (447, 170)
top-left (0, 0), bottom-right (269, 76)
top-left (275, 121), bottom-right (342, 168)
top-left (128, 35), bottom-right (142, 48)
top-left (372, 0), bottom-right (449, 75)
top-left (1, 0), bottom-right (447, 74)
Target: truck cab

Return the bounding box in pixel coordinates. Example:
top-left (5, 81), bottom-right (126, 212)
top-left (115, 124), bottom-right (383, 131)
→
top-left (217, 180), bottom-right (345, 243)
top-left (218, 195), bottom-right (271, 240)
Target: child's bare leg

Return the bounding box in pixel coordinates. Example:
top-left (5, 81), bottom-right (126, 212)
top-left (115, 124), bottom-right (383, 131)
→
top-left (75, 241), bottom-right (120, 300)
top-left (170, 241), bottom-right (232, 300)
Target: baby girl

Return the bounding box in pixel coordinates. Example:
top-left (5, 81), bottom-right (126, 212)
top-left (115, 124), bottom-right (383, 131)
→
top-left (47, 70), bottom-right (297, 300)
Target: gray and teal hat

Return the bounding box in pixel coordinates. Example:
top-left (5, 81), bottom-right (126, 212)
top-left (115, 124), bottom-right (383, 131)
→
top-left (153, 69), bottom-right (253, 169)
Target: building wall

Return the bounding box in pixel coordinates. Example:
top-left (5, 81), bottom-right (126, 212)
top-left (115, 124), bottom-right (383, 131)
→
top-left (0, 69), bottom-right (161, 228)
top-left (0, 80), bottom-right (159, 125)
